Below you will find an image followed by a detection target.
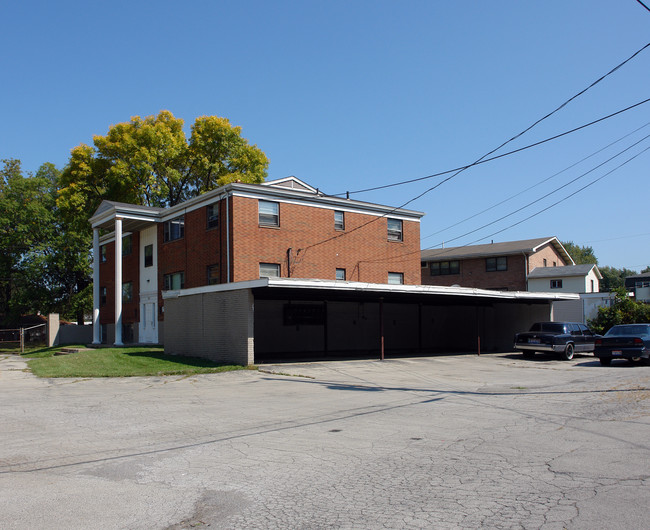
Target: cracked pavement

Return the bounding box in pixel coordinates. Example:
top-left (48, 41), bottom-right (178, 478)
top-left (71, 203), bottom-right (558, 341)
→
top-left (0, 352), bottom-right (648, 529)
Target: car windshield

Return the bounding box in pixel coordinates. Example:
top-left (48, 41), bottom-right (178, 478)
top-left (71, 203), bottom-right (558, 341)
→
top-left (605, 324), bottom-right (650, 337)
top-left (529, 323), bottom-right (565, 333)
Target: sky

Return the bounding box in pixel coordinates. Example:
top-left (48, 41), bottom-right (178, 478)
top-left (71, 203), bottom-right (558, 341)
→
top-left (1, 0), bottom-right (649, 271)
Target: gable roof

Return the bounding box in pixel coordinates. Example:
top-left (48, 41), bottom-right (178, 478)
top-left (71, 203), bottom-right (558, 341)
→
top-left (262, 176), bottom-right (319, 193)
top-left (421, 237), bottom-right (574, 265)
top-left (528, 264), bottom-right (602, 279)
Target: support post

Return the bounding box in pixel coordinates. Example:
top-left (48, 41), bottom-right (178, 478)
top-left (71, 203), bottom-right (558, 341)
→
top-left (379, 297), bottom-right (385, 361)
top-left (114, 217), bottom-right (123, 346)
top-left (92, 228), bottom-right (101, 344)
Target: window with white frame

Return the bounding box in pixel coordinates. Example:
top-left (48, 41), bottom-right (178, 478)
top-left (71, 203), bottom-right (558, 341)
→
top-left (259, 200), bottom-right (279, 227)
top-left (207, 264), bottom-right (220, 285)
top-left (259, 263), bottom-right (280, 278)
top-left (122, 282), bottom-right (133, 303)
top-left (206, 203), bottom-right (219, 229)
top-left (388, 272), bottom-right (404, 285)
top-left (122, 234), bottom-right (132, 256)
top-left (144, 244), bottom-right (153, 267)
top-left (334, 211), bottom-right (345, 231)
top-left (387, 218), bottom-right (403, 241)
top-left (550, 279), bottom-right (563, 289)
top-left (163, 271), bottom-right (185, 290)
top-left (163, 216), bottom-right (185, 242)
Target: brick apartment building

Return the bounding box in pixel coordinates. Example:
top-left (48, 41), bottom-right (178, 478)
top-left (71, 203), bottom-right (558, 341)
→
top-left (420, 237), bottom-right (574, 291)
top-left (89, 177), bottom-right (424, 345)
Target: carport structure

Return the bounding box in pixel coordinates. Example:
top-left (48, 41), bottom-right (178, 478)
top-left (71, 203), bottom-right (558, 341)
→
top-left (163, 278), bottom-right (578, 365)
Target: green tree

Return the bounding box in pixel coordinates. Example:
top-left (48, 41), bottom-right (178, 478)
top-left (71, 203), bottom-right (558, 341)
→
top-left (0, 160), bottom-right (91, 325)
top-left (57, 111), bottom-right (269, 228)
top-left (588, 288), bottom-right (650, 335)
top-left (561, 241), bottom-right (598, 265)
top-left (599, 265), bottom-right (638, 292)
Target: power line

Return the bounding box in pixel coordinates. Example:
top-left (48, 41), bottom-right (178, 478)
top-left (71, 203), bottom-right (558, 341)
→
top-left (421, 121), bottom-right (650, 241)
top-left (302, 98), bottom-right (650, 254)
top-left (361, 142), bottom-right (650, 265)
top-left (336, 97), bottom-right (650, 196)
top-left (457, 145), bottom-right (650, 249)
top-left (636, 0), bottom-right (650, 13)
top-left (336, 41), bottom-right (650, 197)
top-left (432, 133), bottom-right (650, 248)
top-left (300, 42), bottom-right (650, 256)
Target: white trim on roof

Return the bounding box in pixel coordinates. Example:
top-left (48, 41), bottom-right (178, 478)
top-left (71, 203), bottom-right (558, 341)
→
top-left (162, 277), bottom-right (579, 301)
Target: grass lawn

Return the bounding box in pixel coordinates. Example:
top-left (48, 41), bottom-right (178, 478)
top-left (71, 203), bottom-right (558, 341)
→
top-left (18, 345), bottom-right (254, 378)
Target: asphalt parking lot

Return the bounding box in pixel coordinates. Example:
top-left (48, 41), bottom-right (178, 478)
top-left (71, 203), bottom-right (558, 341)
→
top-left (1, 352), bottom-right (649, 529)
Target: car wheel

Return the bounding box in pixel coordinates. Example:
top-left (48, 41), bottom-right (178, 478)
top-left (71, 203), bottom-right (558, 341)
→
top-left (599, 357), bottom-right (611, 366)
top-left (562, 343), bottom-right (574, 361)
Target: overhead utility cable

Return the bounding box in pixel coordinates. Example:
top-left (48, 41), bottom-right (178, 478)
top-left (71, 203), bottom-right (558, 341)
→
top-left (428, 133), bottom-right (650, 248)
top-left (421, 121), bottom-right (650, 241)
top-left (301, 98), bottom-right (650, 254)
top-left (338, 97), bottom-right (650, 196)
top-left (302, 43), bottom-right (650, 254)
top-left (459, 145), bottom-right (650, 248)
top-left (337, 41), bottom-right (650, 197)
top-left (360, 136), bottom-right (650, 264)
top-left (636, 0), bottom-right (650, 13)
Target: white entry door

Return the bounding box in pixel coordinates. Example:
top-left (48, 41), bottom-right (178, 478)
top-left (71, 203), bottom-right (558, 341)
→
top-left (139, 298), bottom-right (158, 344)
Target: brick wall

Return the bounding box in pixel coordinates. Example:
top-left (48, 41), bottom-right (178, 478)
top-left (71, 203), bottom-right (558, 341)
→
top-left (230, 196), bottom-right (421, 284)
top-left (527, 243), bottom-right (568, 271)
top-left (99, 231), bottom-right (140, 325)
top-left (421, 254), bottom-right (528, 290)
top-left (421, 243), bottom-right (569, 291)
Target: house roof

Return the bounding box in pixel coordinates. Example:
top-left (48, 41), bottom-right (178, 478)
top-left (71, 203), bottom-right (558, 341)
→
top-left (625, 272), bottom-right (650, 280)
top-left (421, 237), bottom-right (575, 265)
top-left (528, 264), bottom-right (602, 280)
top-left (89, 178), bottom-right (425, 233)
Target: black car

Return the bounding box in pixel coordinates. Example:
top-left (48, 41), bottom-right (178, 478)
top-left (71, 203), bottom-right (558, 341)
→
top-left (514, 322), bottom-right (598, 360)
top-left (594, 323), bottom-right (650, 366)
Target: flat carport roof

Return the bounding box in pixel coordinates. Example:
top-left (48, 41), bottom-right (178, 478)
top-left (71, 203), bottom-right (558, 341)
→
top-left (249, 278), bottom-right (578, 305)
top-left (163, 279), bottom-right (578, 364)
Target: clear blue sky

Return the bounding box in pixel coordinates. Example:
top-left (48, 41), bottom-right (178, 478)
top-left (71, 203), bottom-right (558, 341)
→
top-left (2, 0), bottom-right (649, 271)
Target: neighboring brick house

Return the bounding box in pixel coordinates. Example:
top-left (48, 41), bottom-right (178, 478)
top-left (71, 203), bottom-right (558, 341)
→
top-left (89, 177), bottom-right (424, 345)
top-left (420, 237), bottom-right (574, 291)
top-left (527, 264), bottom-right (601, 294)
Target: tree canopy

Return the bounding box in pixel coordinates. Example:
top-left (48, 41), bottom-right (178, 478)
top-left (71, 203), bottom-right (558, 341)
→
top-left (0, 160), bottom-right (91, 324)
top-left (561, 241), bottom-right (598, 265)
top-left (57, 111), bottom-right (269, 228)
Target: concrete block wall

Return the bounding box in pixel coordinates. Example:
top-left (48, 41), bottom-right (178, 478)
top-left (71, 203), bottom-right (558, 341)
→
top-left (164, 289), bottom-right (254, 365)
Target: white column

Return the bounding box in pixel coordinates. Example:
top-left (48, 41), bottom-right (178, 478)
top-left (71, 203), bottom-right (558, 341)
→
top-left (92, 228), bottom-right (101, 344)
top-left (114, 217), bottom-right (123, 346)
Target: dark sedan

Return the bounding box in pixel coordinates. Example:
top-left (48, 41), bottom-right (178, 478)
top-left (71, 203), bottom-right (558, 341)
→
top-left (514, 322), bottom-right (598, 360)
top-left (594, 323), bottom-right (650, 366)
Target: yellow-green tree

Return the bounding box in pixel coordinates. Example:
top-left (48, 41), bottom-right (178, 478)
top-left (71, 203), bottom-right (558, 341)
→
top-left (58, 111), bottom-right (269, 226)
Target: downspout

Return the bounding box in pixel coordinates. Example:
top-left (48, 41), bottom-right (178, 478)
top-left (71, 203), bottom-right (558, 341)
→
top-left (523, 251), bottom-right (529, 291)
top-left (225, 190), bottom-right (231, 283)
